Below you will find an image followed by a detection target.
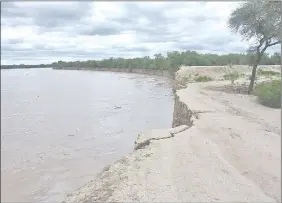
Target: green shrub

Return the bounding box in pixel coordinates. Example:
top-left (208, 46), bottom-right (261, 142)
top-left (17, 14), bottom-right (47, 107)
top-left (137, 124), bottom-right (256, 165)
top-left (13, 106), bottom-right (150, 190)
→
top-left (254, 80), bottom-right (281, 108)
top-left (179, 75), bottom-right (191, 87)
top-left (194, 75), bottom-right (213, 82)
top-left (181, 75), bottom-right (192, 83)
top-left (257, 69), bottom-right (280, 76)
top-left (223, 71), bottom-right (240, 84)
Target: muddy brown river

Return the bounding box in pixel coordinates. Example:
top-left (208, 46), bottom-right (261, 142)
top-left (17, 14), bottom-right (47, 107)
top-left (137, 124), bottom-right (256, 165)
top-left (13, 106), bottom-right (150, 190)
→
top-left (1, 68), bottom-right (173, 202)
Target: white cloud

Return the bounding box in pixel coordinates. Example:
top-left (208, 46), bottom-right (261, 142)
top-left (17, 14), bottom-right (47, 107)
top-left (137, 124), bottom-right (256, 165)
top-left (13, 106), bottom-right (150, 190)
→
top-left (1, 1), bottom-right (279, 65)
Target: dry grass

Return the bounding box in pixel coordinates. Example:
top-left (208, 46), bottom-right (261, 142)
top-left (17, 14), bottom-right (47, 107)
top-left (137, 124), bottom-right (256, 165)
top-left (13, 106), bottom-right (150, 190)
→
top-left (194, 75), bottom-right (213, 82)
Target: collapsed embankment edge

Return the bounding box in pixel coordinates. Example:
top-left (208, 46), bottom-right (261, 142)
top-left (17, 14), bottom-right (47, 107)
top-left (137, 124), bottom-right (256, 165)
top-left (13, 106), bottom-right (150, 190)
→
top-left (62, 68), bottom-right (194, 202)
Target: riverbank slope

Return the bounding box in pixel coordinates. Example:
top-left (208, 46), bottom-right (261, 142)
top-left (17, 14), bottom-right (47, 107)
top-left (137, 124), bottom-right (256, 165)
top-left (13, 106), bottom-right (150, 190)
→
top-left (63, 66), bottom-right (281, 202)
top-left (52, 67), bottom-right (172, 78)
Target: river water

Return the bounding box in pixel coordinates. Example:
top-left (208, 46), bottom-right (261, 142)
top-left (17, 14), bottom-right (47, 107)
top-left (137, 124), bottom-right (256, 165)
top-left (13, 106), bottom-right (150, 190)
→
top-left (1, 68), bottom-right (174, 202)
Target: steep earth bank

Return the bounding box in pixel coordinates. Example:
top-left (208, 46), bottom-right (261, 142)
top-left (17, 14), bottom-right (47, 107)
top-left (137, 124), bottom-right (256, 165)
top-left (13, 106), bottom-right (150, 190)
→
top-left (63, 66), bottom-right (281, 202)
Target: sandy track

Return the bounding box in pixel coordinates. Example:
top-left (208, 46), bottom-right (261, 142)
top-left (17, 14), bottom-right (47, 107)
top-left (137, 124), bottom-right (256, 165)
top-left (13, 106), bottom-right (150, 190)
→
top-left (178, 81), bottom-right (281, 202)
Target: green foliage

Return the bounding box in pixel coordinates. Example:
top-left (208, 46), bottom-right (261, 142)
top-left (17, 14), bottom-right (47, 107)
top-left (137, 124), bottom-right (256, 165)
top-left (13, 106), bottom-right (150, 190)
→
top-left (223, 71), bottom-right (240, 84)
top-left (179, 75), bottom-right (191, 87)
top-left (228, 0), bottom-right (281, 42)
top-left (183, 76), bottom-right (191, 83)
top-left (1, 51), bottom-right (281, 70)
top-left (257, 69), bottom-right (280, 76)
top-left (194, 75), bottom-right (213, 82)
top-left (254, 80), bottom-right (281, 108)
top-left (183, 75), bottom-right (193, 83)
top-left (49, 51), bottom-right (281, 69)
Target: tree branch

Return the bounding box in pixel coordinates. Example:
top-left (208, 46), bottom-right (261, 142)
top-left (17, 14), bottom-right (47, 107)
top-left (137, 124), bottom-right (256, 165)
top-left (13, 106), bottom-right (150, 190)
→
top-left (260, 44), bottom-right (268, 57)
top-left (268, 40), bottom-right (281, 47)
top-left (258, 40), bottom-right (281, 57)
top-left (256, 37), bottom-right (266, 54)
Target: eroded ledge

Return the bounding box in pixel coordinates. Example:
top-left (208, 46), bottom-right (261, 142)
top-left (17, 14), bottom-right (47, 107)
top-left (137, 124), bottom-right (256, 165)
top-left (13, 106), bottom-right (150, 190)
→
top-left (134, 125), bottom-right (190, 150)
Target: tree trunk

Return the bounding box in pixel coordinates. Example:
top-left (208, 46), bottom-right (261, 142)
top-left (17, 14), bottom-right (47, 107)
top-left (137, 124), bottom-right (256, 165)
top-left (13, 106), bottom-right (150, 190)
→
top-left (248, 50), bottom-right (262, 94)
top-left (248, 62), bottom-right (259, 94)
top-left (280, 42), bottom-right (282, 109)
top-left (247, 44), bottom-right (266, 94)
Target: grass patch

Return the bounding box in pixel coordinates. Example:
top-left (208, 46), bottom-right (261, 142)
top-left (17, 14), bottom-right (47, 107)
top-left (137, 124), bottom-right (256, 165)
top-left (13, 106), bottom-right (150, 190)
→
top-left (254, 80), bottom-right (281, 108)
top-left (223, 71), bottom-right (240, 84)
top-left (182, 75), bottom-right (192, 83)
top-left (257, 69), bottom-right (280, 76)
top-left (194, 75), bottom-right (213, 82)
top-left (178, 75), bottom-right (191, 87)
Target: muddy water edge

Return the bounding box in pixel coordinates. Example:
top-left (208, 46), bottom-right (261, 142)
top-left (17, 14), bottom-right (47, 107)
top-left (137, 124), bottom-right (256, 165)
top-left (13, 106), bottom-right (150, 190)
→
top-left (1, 68), bottom-right (177, 202)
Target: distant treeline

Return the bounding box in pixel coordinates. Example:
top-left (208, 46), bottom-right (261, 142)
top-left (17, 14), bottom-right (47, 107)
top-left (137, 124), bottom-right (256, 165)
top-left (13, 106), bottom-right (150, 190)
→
top-left (1, 64), bottom-right (50, 69)
top-left (1, 51), bottom-right (281, 72)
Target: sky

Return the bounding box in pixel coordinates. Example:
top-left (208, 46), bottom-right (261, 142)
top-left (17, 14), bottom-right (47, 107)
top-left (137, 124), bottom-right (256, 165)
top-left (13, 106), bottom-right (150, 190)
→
top-left (1, 1), bottom-right (280, 65)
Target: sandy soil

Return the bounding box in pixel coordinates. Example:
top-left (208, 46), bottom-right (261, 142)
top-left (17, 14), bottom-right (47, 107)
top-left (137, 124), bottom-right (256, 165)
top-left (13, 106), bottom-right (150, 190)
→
top-left (63, 66), bottom-right (281, 202)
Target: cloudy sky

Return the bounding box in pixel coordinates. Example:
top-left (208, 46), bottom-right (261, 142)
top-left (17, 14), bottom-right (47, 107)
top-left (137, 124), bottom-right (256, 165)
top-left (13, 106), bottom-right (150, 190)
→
top-left (1, 1), bottom-right (279, 65)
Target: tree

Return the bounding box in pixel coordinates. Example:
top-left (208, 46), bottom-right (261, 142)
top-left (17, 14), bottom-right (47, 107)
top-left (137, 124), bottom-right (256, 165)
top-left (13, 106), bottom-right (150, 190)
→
top-left (228, 0), bottom-right (281, 94)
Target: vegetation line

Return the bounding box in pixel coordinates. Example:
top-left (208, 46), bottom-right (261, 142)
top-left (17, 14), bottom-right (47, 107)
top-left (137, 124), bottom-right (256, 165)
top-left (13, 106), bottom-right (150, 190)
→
top-left (1, 51), bottom-right (280, 73)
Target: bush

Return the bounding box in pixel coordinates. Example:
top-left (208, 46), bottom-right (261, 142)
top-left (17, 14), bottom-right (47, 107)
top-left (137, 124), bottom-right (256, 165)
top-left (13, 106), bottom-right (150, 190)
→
top-left (254, 80), bottom-right (281, 108)
top-left (183, 75), bottom-right (192, 83)
top-left (257, 69), bottom-right (280, 76)
top-left (223, 71), bottom-right (240, 84)
top-left (194, 75), bottom-right (213, 82)
top-left (178, 75), bottom-right (191, 87)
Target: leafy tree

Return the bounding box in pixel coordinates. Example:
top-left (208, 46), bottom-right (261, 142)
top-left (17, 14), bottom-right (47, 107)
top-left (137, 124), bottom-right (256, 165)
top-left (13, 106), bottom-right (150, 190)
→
top-left (228, 0), bottom-right (281, 94)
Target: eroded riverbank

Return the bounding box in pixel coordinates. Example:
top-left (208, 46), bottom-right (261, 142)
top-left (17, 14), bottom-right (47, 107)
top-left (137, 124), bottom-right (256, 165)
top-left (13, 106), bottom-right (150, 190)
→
top-left (63, 66), bottom-right (281, 202)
